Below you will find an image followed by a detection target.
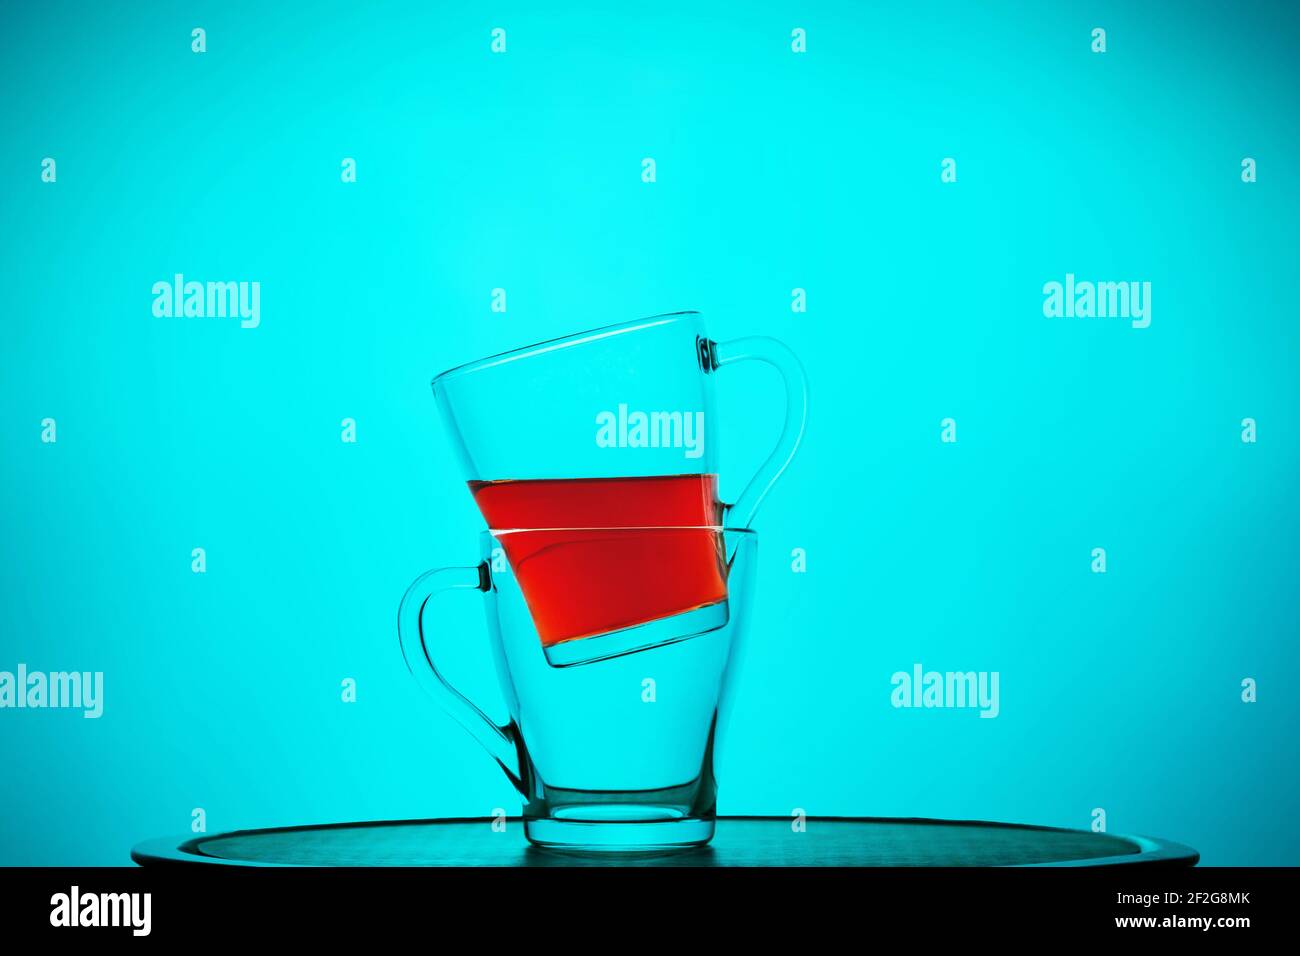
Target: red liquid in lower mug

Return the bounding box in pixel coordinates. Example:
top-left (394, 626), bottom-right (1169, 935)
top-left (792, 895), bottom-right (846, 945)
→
top-left (469, 475), bottom-right (728, 647)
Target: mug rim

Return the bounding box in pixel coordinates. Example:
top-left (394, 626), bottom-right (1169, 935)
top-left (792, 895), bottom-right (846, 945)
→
top-left (431, 311), bottom-right (702, 387)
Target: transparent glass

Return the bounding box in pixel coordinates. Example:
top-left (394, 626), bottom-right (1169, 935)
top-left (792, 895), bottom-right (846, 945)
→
top-left (430, 311), bottom-right (805, 666)
top-left (398, 529), bottom-right (757, 850)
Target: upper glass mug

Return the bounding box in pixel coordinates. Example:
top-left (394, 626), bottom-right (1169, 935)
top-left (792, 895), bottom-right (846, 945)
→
top-left (432, 311), bottom-right (807, 666)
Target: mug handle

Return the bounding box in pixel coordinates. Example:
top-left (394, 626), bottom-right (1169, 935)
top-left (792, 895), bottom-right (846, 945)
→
top-left (397, 564), bottom-right (526, 794)
top-left (710, 336), bottom-right (809, 529)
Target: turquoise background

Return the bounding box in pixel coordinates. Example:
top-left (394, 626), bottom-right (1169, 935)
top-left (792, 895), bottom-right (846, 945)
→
top-left (2, 1), bottom-right (1297, 865)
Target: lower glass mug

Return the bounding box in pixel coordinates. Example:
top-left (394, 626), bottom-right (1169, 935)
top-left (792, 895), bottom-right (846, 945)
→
top-left (398, 528), bottom-right (756, 850)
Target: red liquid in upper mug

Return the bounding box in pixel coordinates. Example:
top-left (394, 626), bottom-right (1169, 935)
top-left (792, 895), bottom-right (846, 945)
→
top-left (469, 474), bottom-right (728, 647)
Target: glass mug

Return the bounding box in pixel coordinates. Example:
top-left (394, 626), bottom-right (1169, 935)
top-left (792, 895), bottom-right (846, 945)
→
top-left (429, 311), bottom-right (806, 666)
top-left (398, 528), bottom-right (757, 850)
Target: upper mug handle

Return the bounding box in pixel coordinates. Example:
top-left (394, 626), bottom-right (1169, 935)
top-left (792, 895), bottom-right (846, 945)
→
top-left (701, 336), bottom-right (808, 529)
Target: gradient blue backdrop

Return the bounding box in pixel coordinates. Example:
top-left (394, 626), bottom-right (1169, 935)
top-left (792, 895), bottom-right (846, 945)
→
top-left (2, 1), bottom-right (1297, 865)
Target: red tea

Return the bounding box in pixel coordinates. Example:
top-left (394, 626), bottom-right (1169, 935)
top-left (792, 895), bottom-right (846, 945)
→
top-left (469, 474), bottom-right (728, 647)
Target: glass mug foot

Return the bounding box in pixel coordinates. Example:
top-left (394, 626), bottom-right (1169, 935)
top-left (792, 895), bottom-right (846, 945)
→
top-left (525, 814), bottom-right (715, 852)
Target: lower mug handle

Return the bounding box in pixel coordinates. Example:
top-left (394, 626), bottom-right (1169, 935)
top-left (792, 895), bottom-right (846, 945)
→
top-left (397, 564), bottom-right (525, 793)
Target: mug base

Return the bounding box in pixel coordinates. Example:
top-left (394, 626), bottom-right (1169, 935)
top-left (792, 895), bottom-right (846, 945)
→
top-left (543, 600), bottom-right (729, 668)
top-left (524, 815), bottom-right (715, 851)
